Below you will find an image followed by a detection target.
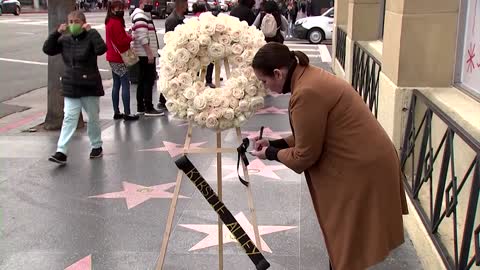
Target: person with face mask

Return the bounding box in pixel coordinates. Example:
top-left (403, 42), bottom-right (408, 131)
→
top-left (131, 0), bottom-right (164, 116)
top-left (105, 0), bottom-right (139, 121)
top-left (43, 11), bottom-right (107, 165)
top-left (250, 42), bottom-right (409, 270)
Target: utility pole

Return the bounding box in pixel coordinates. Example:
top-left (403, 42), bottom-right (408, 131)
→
top-left (44, 0), bottom-right (84, 130)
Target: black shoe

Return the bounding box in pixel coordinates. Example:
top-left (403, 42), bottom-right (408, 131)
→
top-left (90, 147), bottom-right (103, 159)
top-left (113, 113), bottom-right (124, 120)
top-left (205, 82), bottom-right (216, 88)
top-left (157, 103), bottom-right (168, 111)
top-left (145, 109), bottom-right (165, 117)
top-left (49, 152), bottom-right (67, 165)
top-left (123, 114), bottom-right (140, 121)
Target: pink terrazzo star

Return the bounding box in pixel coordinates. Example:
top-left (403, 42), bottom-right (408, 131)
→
top-left (242, 127), bottom-right (290, 140)
top-left (179, 212), bottom-right (296, 252)
top-left (139, 141), bottom-right (206, 157)
top-left (255, 106), bottom-right (288, 115)
top-left (65, 255), bottom-right (91, 270)
top-left (89, 181), bottom-right (187, 209)
top-left (222, 158), bottom-right (287, 180)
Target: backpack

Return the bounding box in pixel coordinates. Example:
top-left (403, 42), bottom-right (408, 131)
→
top-left (261, 14), bottom-right (278, 38)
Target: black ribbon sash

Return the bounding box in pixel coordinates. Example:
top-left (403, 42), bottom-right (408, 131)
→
top-left (175, 155), bottom-right (270, 270)
top-left (236, 138), bottom-right (250, 186)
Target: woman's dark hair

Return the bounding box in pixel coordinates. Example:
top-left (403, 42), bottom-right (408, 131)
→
top-left (252, 42), bottom-right (309, 76)
top-left (105, 0), bottom-right (125, 27)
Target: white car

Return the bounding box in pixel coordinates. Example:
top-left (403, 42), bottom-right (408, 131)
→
top-left (293, 7), bottom-right (334, 44)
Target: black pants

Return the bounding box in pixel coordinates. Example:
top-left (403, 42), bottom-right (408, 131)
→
top-left (137, 56), bottom-right (155, 111)
top-left (206, 63), bottom-right (214, 84)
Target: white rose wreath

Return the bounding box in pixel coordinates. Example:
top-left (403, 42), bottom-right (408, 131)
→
top-left (158, 12), bottom-right (267, 130)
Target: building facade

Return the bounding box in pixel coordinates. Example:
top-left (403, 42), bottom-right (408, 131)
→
top-left (332, 0), bottom-right (480, 269)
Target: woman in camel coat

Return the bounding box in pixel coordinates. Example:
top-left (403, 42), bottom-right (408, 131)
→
top-left (250, 42), bottom-right (409, 270)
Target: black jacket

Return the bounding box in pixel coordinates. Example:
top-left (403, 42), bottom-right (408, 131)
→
top-left (230, 4), bottom-right (256, 26)
top-left (165, 11), bottom-right (185, 33)
top-left (43, 29), bottom-right (107, 98)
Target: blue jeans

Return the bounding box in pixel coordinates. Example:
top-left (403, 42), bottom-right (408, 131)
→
top-left (112, 71), bottom-right (131, 115)
top-left (56, 96), bottom-right (103, 154)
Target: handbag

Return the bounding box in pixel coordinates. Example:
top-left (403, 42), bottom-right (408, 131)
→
top-left (111, 40), bottom-right (139, 67)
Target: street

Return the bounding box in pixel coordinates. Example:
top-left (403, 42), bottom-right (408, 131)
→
top-left (0, 11), bottom-right (331, 103)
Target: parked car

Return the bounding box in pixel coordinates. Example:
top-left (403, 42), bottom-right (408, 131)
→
top-left (128, 0), bottom-right (168, 19)
top-left (293, 7), bottom-right (334, 44)
top-left (0, 0), bottom-right (21, 16)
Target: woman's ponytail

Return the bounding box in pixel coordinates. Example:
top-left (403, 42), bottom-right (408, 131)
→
top-left (292, 50), bottom-right (309, 66)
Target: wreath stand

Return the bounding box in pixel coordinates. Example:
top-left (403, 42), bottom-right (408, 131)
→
top-left (155, 59), bottom-right (263, 270)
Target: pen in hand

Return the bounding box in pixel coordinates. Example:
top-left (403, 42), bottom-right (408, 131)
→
top-left (256, 126), bottom-right (264, 151)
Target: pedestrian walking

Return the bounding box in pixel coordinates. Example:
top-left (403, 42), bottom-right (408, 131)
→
top-left (230, 0), bottom-right (256, 26)
top-left (250, 42), bottom-right (409, 270)
top-left (131, 0), bottom-right (164, 116)
top-left (253, 0), bottom-right (288, 43)
top-left (105, 0), bottom-right (139, 121)
top-left (43, 11), bottom-right (107, 165)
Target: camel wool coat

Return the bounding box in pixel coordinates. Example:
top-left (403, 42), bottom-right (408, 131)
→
top-left (276, 65), bottom-right (408, 270)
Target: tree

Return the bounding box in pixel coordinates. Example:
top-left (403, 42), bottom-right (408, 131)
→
top-left (44, 0), bottom-right (84, 130)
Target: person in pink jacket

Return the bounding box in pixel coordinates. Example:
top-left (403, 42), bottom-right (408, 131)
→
top-left (105, 0), bottom-right (139, 121)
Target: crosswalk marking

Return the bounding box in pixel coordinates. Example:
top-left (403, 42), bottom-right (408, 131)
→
top-left (0, 57), bottom-right (109, 72)
top-left (285, 41), bottom-right (331, 63)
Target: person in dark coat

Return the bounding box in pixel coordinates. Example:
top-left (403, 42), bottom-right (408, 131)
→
top-left (43, 10), bottom-right (107, 165)
top-left (230, 0), bottom-right (256, 26)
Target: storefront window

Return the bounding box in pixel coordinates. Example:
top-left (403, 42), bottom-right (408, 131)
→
top-left (456, 0), bottom-right (480, 100)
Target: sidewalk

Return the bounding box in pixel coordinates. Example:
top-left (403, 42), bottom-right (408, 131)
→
top-left (0, 76), bottom-right (424, 269)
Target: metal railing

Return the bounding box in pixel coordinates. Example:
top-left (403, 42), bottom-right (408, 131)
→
top-left (335, 27), bottom-right (346, 70)
top-left (400, 90), bottom-right (480, 270)
top-left (351, 42), bottom-right (381, 118)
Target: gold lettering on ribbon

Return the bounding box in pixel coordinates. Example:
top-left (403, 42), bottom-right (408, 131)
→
top-left (226, 222), bottom-right (242, 235)
top-left (242, 240), bottom-right (260, 255)
top-left (186, 168), bottom-right (203, 185)
top-left (196, 180), bottom-right (210, 196)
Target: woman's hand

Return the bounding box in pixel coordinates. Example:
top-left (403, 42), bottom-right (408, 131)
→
top-left (253, 136), bottom-right (269, 151)
top-left (250, 147), bottom-right (267, 160)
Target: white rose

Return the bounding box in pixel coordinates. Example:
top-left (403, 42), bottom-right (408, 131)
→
top-left (237, 114), bottom-right (247, 126)
top-left (208, 42), bottom-right (225, 59)
top-left (165, 100), bottom-right (177, 112)
top-left (176, 48), bottom-right (191, 64)
top-left (238, 100), bottom-right (249, 112)
top-left (161, 65), bottom-right (175, 80)
top-left (245, 85), bottom-right (257, 96)
top-left (223, 108), bottom-right (235, 120)
top-left (168, 78), bottom-right (181, 92)
top-left (231, 44), bottom-right (244, 55)
top-left (250, 96), bottom-right (264, 111)
top-left (206, 114), bottom-right (219, 129)
top-left (195, 111), bottom-right (208, 125)
top-left (165, 50), bottom-right (176, 63)
top-left (193, 96), bottom-right (207, 110)
top-left (236, 76), bottom-right (248, 88)
top-left (176, 33), bottom-right (189, 46)
top-left (197, 47), bottom-right (209, 57)
top-left (241, 49), bottom-right (255, 64)
top-left (232, 88), bottom-right (245, 99)
top-left (183, 87), bottom-right (197, 100)
top-left (198, 35), bottom-right (211, 46)
top-left (231, 30), bottom-right (242, 42)
top-left (186, 41), bottom-right (200, 55)
top-left (215, 22), bottom-right (226, 33)
top-left (174, 61), bottom-right (188, 73)
top-left (240, 33), bottom-right (250, 46)
top-left (188, 58), bottom-right (201, 73)
top-left (200, 22), bottom-right (216, 35)
top-left (229, 97), bottom-right (239, 109)
top-left (164, 32), bottom-right (175, 44)
top-left (199, 12), bottom-right (215, 21)
top-left (178, 72), bottom-right (193, 87)
top-left (193, 81), bottom-right (206, 91)
top-left (211, 96), bottom-right (223, 107)
top-left (187, 109), bottom-right (195, 120)
top-left (218, 34), bottom-right (231, 46)
top-left (229, 55), bottom-right (244, 67)
top-left (219, 119), bottom-right (231, 130)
